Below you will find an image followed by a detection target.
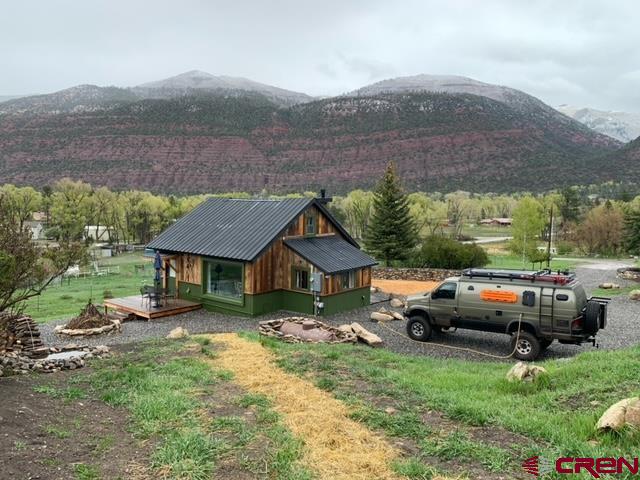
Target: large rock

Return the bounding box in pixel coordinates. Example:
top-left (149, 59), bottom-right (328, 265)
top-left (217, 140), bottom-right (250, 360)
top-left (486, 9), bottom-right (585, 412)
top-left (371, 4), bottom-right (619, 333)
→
top-left (350, 322), bottom-right (383, 347)
top-left (598, 282), bottom-right (620, 289)
top-left (596, 397), bottom-right (640, 432)
top-left (506, 362), bottom-right (548, 382)
top-left (166, 327), bottom-right (189, 339)
top-left (629, 290), bottom-right (640, 301)
top-left (337, 324), bottom-right (354, 334)
top-left (370, 312), bottom-right (394, 323)
top-left (390, 298), bottom-right (405, 308)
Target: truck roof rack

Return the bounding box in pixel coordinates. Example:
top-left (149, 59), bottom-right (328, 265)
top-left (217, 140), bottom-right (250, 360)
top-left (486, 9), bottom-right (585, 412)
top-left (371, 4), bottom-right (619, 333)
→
top-left (462, 268), bottom-right (576, 285)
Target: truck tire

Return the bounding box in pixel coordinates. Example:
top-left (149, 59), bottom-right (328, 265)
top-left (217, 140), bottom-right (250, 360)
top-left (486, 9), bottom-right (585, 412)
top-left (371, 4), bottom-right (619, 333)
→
top-left (510, 331), bottom-right (541, 361)
top-left (583, 301), bottom-right (601, 335)
top-left (406, 316), bottom-right (432, 341)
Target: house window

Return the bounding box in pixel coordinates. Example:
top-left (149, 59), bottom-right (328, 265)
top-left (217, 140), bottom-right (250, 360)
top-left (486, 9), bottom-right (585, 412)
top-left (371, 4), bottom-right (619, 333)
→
top-left (205, 260), bottom-right (243, 300)
top-left (292, 267), bottom-right (310, 291)
top-left (305, 212), bottom-right (316, 235)
top-left (340, 270), bottom-right (356, 290)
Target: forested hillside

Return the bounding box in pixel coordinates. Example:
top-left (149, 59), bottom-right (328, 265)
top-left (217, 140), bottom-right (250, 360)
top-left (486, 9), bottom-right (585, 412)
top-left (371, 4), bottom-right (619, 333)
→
top-left (0, 88), bottom-right (624, 193)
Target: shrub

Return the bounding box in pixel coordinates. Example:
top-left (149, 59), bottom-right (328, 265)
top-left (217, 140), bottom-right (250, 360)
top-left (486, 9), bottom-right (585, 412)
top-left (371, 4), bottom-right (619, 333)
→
top-left (103, 290), bottom-right (114, 299)
top-left (556, 241), bottom-right (574, 256)
top-left (407, 236), bottom-right (489, 269)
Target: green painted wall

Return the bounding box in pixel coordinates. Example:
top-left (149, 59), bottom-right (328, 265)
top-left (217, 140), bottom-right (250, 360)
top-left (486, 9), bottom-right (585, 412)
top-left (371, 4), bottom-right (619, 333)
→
top-left (321, 287), bottom-right (371, 316)
top-left (178, 282), bottom-right (368, 317)
top-left (281, 290), bottom-right (315, 315)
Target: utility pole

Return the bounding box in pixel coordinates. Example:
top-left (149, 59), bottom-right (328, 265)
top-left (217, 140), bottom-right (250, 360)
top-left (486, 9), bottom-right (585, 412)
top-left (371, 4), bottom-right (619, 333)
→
top-left (546, 206), bottom-right (554, 269)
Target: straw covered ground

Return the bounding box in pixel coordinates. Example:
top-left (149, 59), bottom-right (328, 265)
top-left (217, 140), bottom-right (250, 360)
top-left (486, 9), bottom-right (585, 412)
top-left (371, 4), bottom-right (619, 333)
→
top-left (208, 332), bottom-right (402, 480)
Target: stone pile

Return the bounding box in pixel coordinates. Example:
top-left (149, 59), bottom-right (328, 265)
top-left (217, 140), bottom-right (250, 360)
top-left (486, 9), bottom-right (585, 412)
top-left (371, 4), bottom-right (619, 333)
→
top-left (0, 344), bottom-right (110, 377)
top-left (617, 267), bottom-right (640, 281)
top-left (260, 317), bottom-right (357, 344)
top-left (373, 267), bottom-right (460, 282)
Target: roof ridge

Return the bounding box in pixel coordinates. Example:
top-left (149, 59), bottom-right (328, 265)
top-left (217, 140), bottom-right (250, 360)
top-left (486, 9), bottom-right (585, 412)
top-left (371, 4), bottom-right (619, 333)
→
top-left (206, 197), bottom-right (311, 203)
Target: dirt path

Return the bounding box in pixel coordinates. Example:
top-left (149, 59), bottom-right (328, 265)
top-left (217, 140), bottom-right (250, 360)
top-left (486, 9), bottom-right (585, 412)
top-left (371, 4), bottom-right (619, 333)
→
top-left (207, 333), bottom-right (402, 480)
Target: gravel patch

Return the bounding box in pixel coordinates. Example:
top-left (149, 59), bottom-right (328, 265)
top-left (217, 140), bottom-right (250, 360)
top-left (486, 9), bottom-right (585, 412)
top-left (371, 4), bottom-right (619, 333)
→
top-left (40, 265), bottom-right (640, 362)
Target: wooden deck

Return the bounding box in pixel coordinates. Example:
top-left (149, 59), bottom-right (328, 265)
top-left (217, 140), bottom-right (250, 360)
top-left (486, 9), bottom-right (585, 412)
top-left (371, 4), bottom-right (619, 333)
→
top-left (104, 295), bottom-right (202, 320)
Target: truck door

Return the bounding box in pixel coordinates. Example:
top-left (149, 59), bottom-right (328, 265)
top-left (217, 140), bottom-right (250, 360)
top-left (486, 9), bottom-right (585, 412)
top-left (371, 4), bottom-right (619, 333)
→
top-left (429, 282), bottom-right (459, 327)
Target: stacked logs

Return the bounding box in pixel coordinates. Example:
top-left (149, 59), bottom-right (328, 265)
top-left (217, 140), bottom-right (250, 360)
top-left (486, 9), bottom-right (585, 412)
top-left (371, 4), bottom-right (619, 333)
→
top-left (0, 313), bottom-right (47, 358)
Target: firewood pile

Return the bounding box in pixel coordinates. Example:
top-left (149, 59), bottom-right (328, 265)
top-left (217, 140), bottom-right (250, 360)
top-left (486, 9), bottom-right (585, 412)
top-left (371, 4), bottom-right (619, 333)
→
top-left (66, 302), bottom-right (113, 329)
top-left (54, 302), bottom-right (123, 336)
top-left (0, 312), bottom-right (48, 358)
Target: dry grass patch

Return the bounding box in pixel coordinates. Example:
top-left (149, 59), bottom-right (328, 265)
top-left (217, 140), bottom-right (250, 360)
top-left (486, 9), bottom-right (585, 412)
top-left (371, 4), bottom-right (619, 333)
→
top-left (206, 333), bottom-right (402, 480)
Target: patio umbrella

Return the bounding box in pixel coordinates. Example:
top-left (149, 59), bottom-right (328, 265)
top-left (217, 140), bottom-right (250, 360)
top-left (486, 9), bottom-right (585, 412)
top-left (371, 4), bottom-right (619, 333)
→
top-left (154, 251), bottom-right (162, 287)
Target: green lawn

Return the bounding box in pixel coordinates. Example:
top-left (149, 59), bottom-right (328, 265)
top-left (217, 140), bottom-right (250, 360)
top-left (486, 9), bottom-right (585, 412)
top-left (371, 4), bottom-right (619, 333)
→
top-left (259, 334), bottom-right (640, 479)
top-left (24, 253), bottom-right (155, 324)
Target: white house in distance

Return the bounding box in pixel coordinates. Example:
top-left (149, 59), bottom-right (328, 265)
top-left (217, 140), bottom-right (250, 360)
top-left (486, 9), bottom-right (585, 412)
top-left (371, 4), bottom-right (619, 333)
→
top-left (84, 225), bottom-right (110, 242)
top-left (25, 220), bottom-right (45, 240)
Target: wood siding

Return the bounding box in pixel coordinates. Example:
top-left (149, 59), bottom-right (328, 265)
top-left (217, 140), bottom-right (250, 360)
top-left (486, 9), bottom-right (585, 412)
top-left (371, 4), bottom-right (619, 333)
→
top-left (323, 267), bottom-right (371, 296)
top-left (176, 254), bottom-right (201, 284)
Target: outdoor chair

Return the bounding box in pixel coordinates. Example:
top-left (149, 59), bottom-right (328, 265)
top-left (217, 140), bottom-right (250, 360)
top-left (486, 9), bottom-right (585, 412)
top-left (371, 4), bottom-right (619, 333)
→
top-left (140, 285), bottom-right (159, 309)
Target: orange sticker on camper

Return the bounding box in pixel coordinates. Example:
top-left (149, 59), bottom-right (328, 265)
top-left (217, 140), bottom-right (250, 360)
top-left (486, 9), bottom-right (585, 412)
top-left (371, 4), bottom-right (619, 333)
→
top-left (480, 290), bottom-right (518, 303)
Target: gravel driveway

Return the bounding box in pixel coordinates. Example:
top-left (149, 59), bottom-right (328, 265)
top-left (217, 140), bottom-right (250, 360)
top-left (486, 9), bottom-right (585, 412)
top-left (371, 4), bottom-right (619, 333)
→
top-left (41, 260), bottom-right (640, 362)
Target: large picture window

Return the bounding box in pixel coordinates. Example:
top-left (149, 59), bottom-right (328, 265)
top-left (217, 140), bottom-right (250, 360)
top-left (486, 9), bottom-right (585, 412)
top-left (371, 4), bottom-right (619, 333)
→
top-left (205, 260), bottom-right (243, 300)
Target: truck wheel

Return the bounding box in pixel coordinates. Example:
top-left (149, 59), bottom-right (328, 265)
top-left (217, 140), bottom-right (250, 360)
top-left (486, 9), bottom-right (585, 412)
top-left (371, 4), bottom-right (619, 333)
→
top-left (407, 316), bottom-right (432, 341)
top-left (510, 331), bottom-right (541, 361)
top-left (583, 301), bottom-right (601, 335)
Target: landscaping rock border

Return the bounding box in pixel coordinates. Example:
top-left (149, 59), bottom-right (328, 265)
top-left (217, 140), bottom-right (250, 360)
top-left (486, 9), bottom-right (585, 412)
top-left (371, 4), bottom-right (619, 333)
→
top-left (0, 345), bottom-right (110, 377)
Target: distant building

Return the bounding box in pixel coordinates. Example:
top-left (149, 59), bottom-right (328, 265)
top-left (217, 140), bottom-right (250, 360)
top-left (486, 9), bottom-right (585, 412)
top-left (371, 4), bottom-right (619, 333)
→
top-left (84, 225), bottom-right (110, 242)
top-left (24, 220), bottom-right (45, 240)
top-left (479, 218), bottom-right (512, 227)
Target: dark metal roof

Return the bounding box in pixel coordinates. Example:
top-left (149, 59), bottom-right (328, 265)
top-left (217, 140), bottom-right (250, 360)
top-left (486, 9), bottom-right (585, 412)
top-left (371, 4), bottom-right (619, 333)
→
top-left (147, 197), bottom-right (313, 261)
top-left (284, 235), bottom-right (377, 274)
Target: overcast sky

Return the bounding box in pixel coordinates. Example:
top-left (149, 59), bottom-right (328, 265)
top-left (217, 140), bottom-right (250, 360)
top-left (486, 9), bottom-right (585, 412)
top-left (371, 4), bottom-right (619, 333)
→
top-left (1, 0), bottom-right (638, 111)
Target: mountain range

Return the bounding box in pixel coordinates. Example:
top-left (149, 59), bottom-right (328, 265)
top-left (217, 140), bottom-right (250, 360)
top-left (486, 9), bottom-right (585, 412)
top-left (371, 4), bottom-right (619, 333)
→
top-left (0, 71), bottom-right (635, 194)
top-left (556, 105), bottom-right (640, 143)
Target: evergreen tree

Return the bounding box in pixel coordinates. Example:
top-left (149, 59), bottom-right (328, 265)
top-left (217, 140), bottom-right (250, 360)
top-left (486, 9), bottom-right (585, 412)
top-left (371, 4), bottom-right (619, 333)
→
top-left (560, 187), bottom-right (581, 224)
top-left (364, 162), bottom-right (417, 265)
top-left (624, 208), bottom-right (640, 255)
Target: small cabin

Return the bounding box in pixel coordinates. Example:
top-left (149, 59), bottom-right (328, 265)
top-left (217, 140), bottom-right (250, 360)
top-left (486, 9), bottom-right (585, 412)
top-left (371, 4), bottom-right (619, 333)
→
top-left (147, 197), bottom-right (377, 316)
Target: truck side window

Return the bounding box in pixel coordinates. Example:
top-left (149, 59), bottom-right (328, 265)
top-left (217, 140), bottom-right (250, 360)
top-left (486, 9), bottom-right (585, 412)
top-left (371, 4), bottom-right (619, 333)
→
top-left (435, 282), bottom-right (457, 300)
top-left (556, 294), bottom-right (569, 301)
top-left (522, 290), bottom-right (535, 307)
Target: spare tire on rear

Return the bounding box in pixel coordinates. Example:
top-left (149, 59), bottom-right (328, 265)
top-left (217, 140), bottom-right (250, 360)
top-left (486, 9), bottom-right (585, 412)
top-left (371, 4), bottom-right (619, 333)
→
top-left (583, 300), bottom-right (601, 335)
